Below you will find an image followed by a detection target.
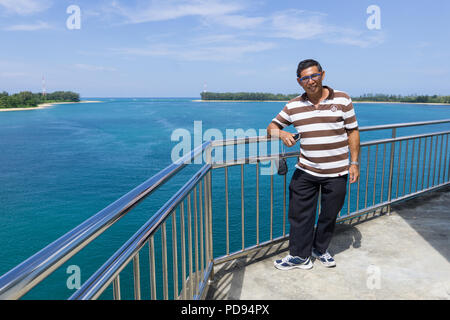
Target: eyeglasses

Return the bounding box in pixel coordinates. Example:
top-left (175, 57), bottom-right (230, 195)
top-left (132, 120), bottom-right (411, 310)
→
top-left (298, 73), bottom-right (322, 83)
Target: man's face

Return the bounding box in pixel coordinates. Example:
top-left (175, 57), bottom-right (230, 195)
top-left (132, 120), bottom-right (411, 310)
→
top-left (297, 66), bottom-right (325, 95)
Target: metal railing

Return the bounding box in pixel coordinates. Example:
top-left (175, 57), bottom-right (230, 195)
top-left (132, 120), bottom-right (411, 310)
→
top-left (0, 119), bottom-right (449, 300)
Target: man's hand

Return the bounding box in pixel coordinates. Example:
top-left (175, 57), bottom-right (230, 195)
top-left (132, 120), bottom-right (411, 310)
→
top-left (279, 131), bottom-right (297, 147)
top-left (349, 164), bottom-right (359, 183)
top-left (267, 123), bottom-right (297, 147)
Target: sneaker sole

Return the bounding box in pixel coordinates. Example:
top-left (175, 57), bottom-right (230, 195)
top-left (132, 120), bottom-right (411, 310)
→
top-left (274, 260), bottom-right (313, 270)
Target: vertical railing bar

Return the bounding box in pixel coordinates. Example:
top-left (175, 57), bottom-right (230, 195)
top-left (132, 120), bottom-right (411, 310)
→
top-left (380, 142), bottom-right (387, 203)
top-left (318, 186), bottom-right (321, 218)
top-left (270, 160), bottom-right (274, 241)
top-left (225, 167), bottom-right (229, 255)
top-left (356, 150), bottom-right (361, 211)
top-left (364, 146), bottom-right (370, 208)
top-left (256, 161), bottom-right (260, 245)
top-left (422, 137), bottom-right (428, 190)
top-left (199, 181), bottom-right (204, 278)
top-left (241, 163), bottom-right (245, 251)
top-left (161, 221), bottom-right (168, 300)
top-left (133, 253), bottom-right (141, 300)
top-left (149, 237), bottom-right (156, 300)
top-left (347, 169), bottom-right (351, 216)
top-left (373, 144), bottom-right (378, 206)
top-left (437, 134), bottom-right (444, 185)
top-left (409, 138), bottom-right (415, 194)
top-left (443, 134), bottom-right (449, 182)
top-left (432, 135), bottom-right (438, 187)
top-left (283, 172), bottom-right (287, 236)
top-left (427, 136), bottom-right (434, 189)
top-left (113, 275), bottom-right (121, 300)
top-left (207, 170), bottom-right (213, 277)
top-left (395, 140), bottom-right (402, 199)
top-left (387, 128), bottom-right (396, 214)
top-left (171, 210), bottom-right (178, 300)
top-left (203, 176), bottom-right (210, 272)
top-left (193, 186), bottom-right (199, 297)
top-left (180, 201), bottom-right (187, 300)
top-left (402, 140), bottom-right (409, 197)
top-left (415, 138), bottom-right (421, 193)
top-left (187, 194), bottom-right (194, 299)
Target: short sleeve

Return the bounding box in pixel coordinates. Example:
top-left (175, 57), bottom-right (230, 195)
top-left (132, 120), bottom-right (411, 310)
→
top-left (271, 105), bottom-right (292, 129)
top-left (342, 99), bottom-right (358, 130)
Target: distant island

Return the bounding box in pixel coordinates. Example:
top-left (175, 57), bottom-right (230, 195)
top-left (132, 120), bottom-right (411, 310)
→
top-left (352, 93), bottom-right (450, 104)
top-left (200, 92), bottom-right (298, 101)
top-left (0, 91), bottom-right (80, 109)
top-left (200, 92), bottom-right (450, 104)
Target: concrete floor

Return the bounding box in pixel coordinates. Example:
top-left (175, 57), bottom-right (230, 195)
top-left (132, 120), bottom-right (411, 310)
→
top-left (206, 186), bottom-right (450, 300)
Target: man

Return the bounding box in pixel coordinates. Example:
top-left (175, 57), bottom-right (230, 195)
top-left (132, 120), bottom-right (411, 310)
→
top-left (267, 59), bottom-right (360, 270)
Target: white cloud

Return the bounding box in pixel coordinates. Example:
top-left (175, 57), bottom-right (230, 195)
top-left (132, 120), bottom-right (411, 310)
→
top-left (110, 0), bottom-right (243, 24)
top-left (268, 9), bottom-right (385, 48)
top-left (0, 71), bottom-right (28, 78)
top-left (0, 0), bottom-right (51, 15)
top-left (111, 36), bottom-right (275, 62)
top-left (205, 14), bottom-right (266, 29)
top-left (3, 21), bottom-right (51, 31)
top-left (74, 64), bottom-right (117, 72)
top-left (270, 10), bottom-right (328, 40)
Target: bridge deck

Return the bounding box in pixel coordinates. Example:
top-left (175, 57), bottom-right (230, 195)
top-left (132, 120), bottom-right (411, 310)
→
top-left (206, 186), bottom-right (450, 300)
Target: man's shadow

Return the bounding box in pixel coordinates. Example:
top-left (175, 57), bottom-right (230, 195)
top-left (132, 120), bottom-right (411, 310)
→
top-left (206, 216), bottom-right (366, 299)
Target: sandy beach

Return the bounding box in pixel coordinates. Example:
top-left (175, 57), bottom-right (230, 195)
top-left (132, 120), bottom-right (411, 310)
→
top-left (0, 100), bottom-right (102, 112)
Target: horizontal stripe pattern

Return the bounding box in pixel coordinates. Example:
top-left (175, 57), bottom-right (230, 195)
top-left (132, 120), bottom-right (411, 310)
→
top-left (271, 86), bottom-right (358, 177)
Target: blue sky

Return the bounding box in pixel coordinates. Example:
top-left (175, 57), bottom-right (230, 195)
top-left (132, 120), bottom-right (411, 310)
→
top-left (0, 0), bottom-right (449, 97)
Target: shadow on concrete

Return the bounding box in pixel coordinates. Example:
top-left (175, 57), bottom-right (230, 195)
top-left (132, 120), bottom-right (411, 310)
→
top-left (390, 185), bottom-right (450, 262)
top-left (206, 222), bottom-right (366, 299)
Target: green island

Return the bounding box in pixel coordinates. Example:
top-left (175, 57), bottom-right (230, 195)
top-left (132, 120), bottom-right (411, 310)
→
top-left (200, 92), bottom-right (450, 104)
top-left (0, 91), bottom-right (80, 109)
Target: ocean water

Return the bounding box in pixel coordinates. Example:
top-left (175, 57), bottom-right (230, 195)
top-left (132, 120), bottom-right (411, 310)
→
top-left (0, 98), bottom-right (449, 299)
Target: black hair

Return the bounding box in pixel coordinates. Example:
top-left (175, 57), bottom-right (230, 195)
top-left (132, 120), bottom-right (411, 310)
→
top-left (296, 59), bottom-right (322, 77)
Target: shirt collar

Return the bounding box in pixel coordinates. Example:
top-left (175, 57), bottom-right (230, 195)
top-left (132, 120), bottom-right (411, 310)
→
top-left (301, 85), bottom-right (334, 101)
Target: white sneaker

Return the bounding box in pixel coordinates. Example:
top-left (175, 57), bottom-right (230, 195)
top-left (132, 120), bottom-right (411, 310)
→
top-left (274, 254), bottom-right (313, 270)
top-left (312, 249), bottom-right (336, 267)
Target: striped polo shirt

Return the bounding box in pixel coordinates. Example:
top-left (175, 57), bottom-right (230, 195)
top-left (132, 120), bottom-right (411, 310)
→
top-left (271, 86), bottom-right (358, 177)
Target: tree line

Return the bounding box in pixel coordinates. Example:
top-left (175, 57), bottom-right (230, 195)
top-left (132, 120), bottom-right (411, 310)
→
top-left (0, 91), bottom-right (80, 108)
top-left (200, 92), bottom-right (299, 101)
top-left (352, 93), bottom-right (450, 104)
top-left (201, 91), bottom-right (450, 104)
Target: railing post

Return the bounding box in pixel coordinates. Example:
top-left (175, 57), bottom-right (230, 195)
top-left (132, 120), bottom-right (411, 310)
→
top-left (205, 145), bottom-right (214, 284)
top-left (387, 128), bottom-right (397, 215)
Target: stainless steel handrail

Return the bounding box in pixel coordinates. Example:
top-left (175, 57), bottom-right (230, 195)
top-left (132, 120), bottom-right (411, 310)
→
top-left (1, 119), bottom-right (449, 300)
top-left (69, 163), bottom-right (212, 300)
top-left (211, 119), bottom-right (450, 147)
top-left (0, 141), bottom-right (212, 300)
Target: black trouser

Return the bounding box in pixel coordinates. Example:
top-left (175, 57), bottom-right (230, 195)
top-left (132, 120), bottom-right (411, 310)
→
top-left (288, 169), bottom-right (348, 258)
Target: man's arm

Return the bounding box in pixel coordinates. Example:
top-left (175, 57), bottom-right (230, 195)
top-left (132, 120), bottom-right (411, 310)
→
top-left (267, 122), bottom-right (296, 147)
top-left (347, 128), bottom-right (360, 183)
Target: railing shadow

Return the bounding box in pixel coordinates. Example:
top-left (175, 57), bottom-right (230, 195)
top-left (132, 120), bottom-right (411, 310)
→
top-left (206, 216), bottom-right (371, 299)
top-left (389, 185), bottom-right (450, 262)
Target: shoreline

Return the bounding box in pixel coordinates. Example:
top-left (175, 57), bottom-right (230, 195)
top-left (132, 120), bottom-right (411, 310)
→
top-left (353, 100), bottom-right (450, 105)
top-left (0, 100), bottom-right (102, 112)
top-left (194, 99), bottom-right (450, 105)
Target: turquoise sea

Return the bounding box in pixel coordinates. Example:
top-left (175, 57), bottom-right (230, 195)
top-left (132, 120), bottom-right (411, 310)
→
top-left (1, 98), bottom-right (450, 299)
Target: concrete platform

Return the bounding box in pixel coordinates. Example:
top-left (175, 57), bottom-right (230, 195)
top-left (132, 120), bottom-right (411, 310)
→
top-left (206, 186), bottom-right (450, 300)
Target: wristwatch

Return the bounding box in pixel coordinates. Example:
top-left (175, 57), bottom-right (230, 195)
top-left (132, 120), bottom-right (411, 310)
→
top-left (350, 161), bottom-right (359, 166)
